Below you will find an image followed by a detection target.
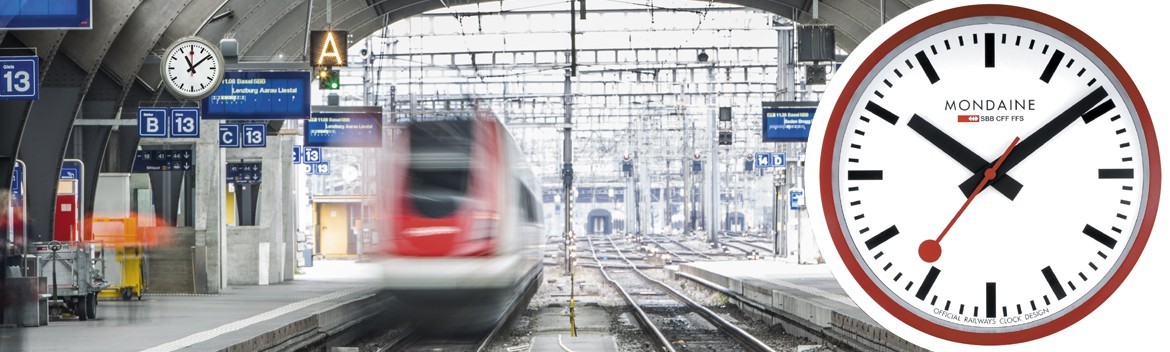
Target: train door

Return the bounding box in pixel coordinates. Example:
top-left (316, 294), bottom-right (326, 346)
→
top-left (317, 203), bottom-right (351, 257)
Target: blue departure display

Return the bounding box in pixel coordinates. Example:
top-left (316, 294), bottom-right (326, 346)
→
top-left (762, 104), bottom-right (817, 142)
top-left (0, 0), bottom-right (91, 29)
top-left (304, 110), bottom-right (383, 148)
top-left (202, 71), bottom-right (310, 120)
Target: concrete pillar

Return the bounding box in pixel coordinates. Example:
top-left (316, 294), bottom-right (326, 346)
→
top-left (223, 130), bottom-right (290, 285)
top-left (193, 117), bottom-right (225, 293)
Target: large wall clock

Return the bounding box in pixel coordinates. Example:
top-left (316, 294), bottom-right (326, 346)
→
top-left (161, 36), bottom-right (225, 101)
top-left (808, 3), bottom-right (1159, 345)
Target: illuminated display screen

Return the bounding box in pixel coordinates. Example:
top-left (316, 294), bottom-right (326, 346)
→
top-left (0, 0), bottom-right (91, 29)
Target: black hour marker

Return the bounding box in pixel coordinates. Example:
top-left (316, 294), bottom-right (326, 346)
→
top-left (864, 225), bottom-right (899, 250)
top-left (1083, 224), bottom-right (1117, 249)
top-left (984, 33), bottom-right (995, 67)
top-left (864, 101), bottom-right (900, 125)
top-left (848, 170), bottom-right (884, 180)
top-left (1099, 168), bottom-right (1134, 179)
top-left (1043, 266), bottom-right (1068, 300)
top-left (915, 51), bottom-right (940, 84)
top-left (1082, 99), bottom-right (1115, 123)
top-left (1040, 49), bottom-right (1065, 83)
top-left (915, 267), bottom-right (941, 300)
top-left (986, 282), bottom-right (996, 318)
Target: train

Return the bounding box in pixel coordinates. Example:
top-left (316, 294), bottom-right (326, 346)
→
top-left (377, 108), bottom-right (545, 332)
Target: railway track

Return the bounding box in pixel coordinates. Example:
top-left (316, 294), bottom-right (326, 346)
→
top-left (587, 235), bottom-right (776, 352)
top-left (644, 234), bottom-right (714, 262)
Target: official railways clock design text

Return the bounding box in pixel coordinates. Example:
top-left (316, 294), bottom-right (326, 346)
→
top-left (822, 5), bottom-right (1159, 345)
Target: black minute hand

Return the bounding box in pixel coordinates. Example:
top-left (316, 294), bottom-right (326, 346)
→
top-left (959, 86), bottom-right (1110, 196)
top-left (908, 114), bottom-right (1024, 200)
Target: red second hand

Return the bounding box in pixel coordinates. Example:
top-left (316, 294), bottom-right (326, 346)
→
top-left (919, 136), bottom-right (1021, 263)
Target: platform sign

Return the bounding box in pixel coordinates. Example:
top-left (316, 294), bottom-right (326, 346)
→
top-left (219, 124), bottom-right (240, 148)
top-left (137, 108), bottom-right (167, 137)
top-left (772, 153), bottom-right (786, 167)
top-left (309, 162), bottom-right (331, 175)
top-left (292, 145), bottom-right (302, 164)
top-left (302, 147), bottom-right (323, 164)
top-left (226, 162), bottom-right (262, 184)
top-left (0, 56), bottom-right (38, 100)
top-left (0, 0), bottom-right (92, 30)
top-left (202, 71), bottom-right (311, 120)
top-left (304, 109), bottom-right (383, 148)
top-left (241, 123), bottom-right (266, 148)
top-left (754, 152), bottom-right (773, 169)
top-left (132, 149), bottom-right (193, 172)
top-left (789, 188), bottom-right (804, 210)
top-left (170, 108), bottom-right (200, 138)
top-left (762, 102), bottom-right (817, 142)
top-left (59, 165), bottom-right (80, 180)
top-left (11, 162), bottom-right (23, 200)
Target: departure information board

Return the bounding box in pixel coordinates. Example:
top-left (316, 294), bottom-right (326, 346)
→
top-left (202, 71), bottom-right (310, 120)
top-left (0, 0), bottom-right (92, 29)
top-left (304, 107), bottom-right (382, 147)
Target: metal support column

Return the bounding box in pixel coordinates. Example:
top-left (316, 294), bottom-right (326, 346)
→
top-left (706, 67), bottom-right (719, 243)
top-left (562, 70), bottom-right (574, 275)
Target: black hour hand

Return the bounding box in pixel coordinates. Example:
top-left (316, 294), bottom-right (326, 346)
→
top-left (907, 115), bottom-right (1023, 200)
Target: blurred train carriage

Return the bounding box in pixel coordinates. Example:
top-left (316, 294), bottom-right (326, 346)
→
top-left (377, 108), bottom-right (544, 331)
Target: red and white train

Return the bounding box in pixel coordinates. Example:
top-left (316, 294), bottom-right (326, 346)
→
top-left (377, 109), bottom-right (545, 331)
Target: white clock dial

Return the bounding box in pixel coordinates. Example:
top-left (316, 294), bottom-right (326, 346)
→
top-left (161, 37), bottom-right (224, 100)
top-left (816, 5), bottom-right (1159, 345)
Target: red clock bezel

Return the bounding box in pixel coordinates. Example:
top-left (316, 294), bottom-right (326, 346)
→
top-left (818, 4), bottom-right (1160, 345)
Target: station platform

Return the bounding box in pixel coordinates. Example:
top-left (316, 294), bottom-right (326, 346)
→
top-left (674, 261), bottom-right (926, 352)
top-left (2, 260), bottom-right (383, 352)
